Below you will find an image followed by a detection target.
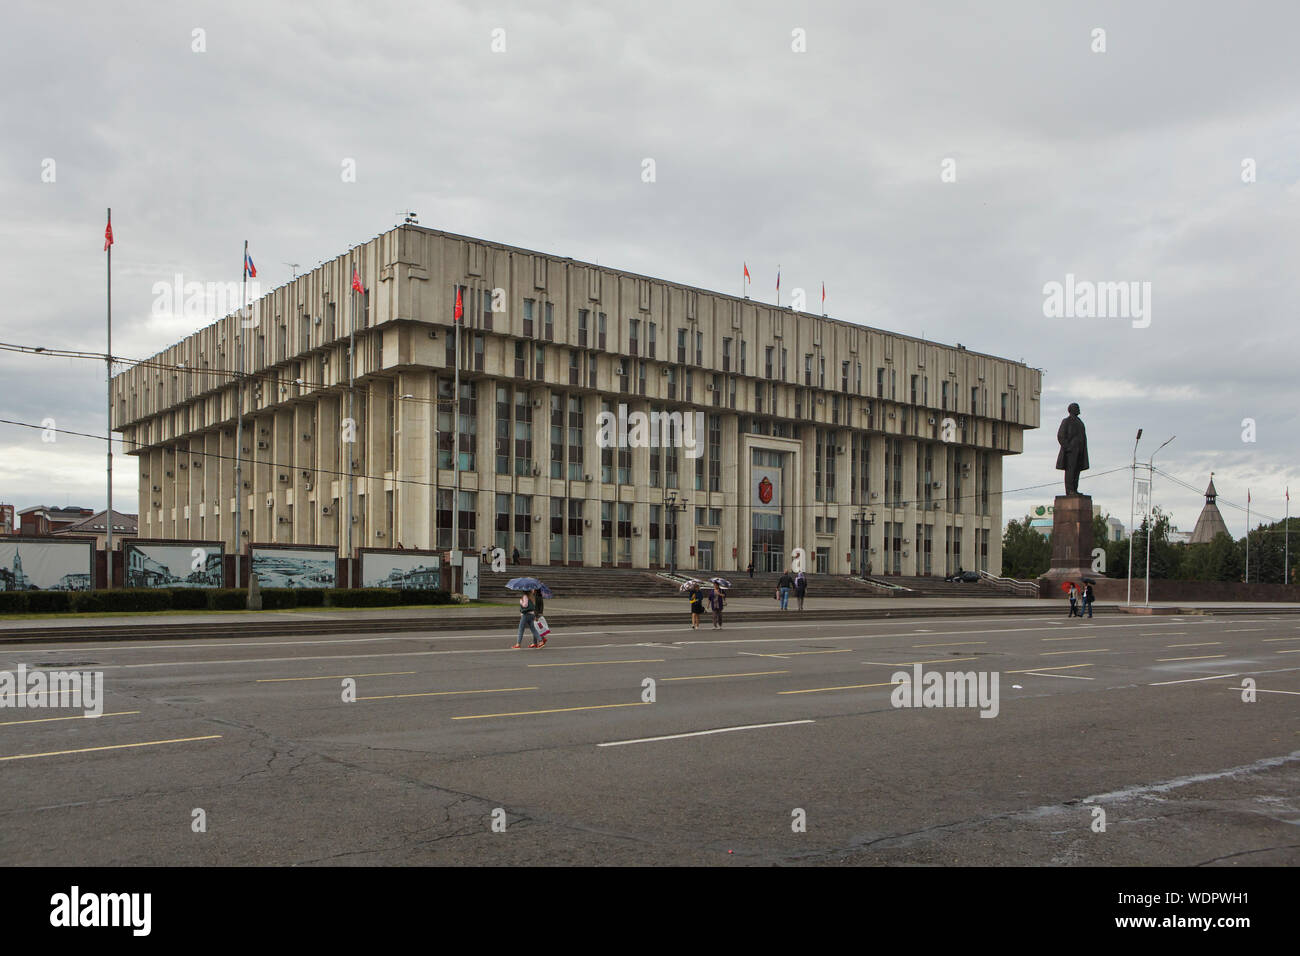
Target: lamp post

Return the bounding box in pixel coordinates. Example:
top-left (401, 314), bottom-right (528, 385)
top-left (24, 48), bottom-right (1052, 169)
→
top-left (1126, 429), bottom-right (1142, 606)
top-left (856, 509), bottom-right (875, 577)
top-left (664, 490), bottom-right (688, 575)
top-left (1144, 436), bottom-right (1175, 606)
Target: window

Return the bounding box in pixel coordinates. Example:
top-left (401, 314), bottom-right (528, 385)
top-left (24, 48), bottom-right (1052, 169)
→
top-left (684, 369), bottom-right (693, 403)
top-left (877, 367), bottom-right (885, 398)
top-left (695, 330), bottom-right (703, 365)
top-left (514, 390), bottom-right (533, 477)
top-left (709, 415), bottom-right (721, 491)
top-left (831, 393), bottom-right (840, 425)
top-left (781, 348), bottom-right (788, 381)
top-left (942, 381), bottom-right (949, 410)
top-left (647, 322), bottom-right (656, 359)
top-left (728, 376), bottom-right (737, 409)
top-left (514, 494), bottom-right (531, 556)
top-left (629, 318), bottom-right (640, 356)
top-left (740, 340), bottom-right (747, 375)
top-left (600, 400), bottom-right (614, 483)
top-left (638, 361), bottom-right (646, 396)
top-left (514, 341), bottom-right (526, 378)
top-left (971, 386), bottom-right (979, 417)
top-left (722, 337), bottom-right (732, 372)
top-left (1001, 393), bottom-right (1008, 420)
top-left (567, 396), bottom-right (584, 480)
top-left (677, 328), bottom-right (687, 364)
top-left (578, 309), bottom-right (589, 347)
top-left (495, 386), bottom-right (511, 475)
top-left (617, 502), bottom-right (631, 563)
top-left (473, 332), bottom-right (484, 371)
top-left (523, 298), bottom-right (535, 337)
top-left (482, 287), bottom-right (493, 330)
top-left (765, 347), bottom-right (774, 379)
top-left (805, 355), bottom-right (813, 387)
top-left (598, 312), bottom-right (607, 349)
top-left (665, 443), bottom-right (678, 489)
top-left (649, 504), bottom-right (661, 566)
top-left (825, 433), bottom-right (836, 502)
top-left (568, 499), bottom-right (583, 562)
top-left (815, 431), bottom-right (824, 502)
top-left (755, 380), bottom-right (763, 413)
top-left (534, 344), bottom-right (544, 380)
top-left (911, 375), bottom-right (919, 405)
top-left (550, 395), bottom-right (564, 479)
top-left (569, 348), bottom-right (580, 386)
top-left (841, 361), bottom-right (850, 393)
top-left (544, 302), bottom-right (554, 342)
top-left (601, 501), bottom-right (613, 564)
top-left (550, 497), bottom-right (564, 562)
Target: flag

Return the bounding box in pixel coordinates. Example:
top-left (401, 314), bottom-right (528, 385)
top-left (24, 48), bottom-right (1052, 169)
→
top-left (776, 267), bottom-right (780, 293)
top-left (822, 282), bottom-right (826, 306)
top-left (743, 263), bottom-right (750, 284)
top-left (103, 215), bottom-right (113, 251)
top-left (1248, 489), bottom-right (1251, 504)
top-left (352, 268), bottom-right (364, 295)
top-left (454, 287), bottom-right (463, 321)
top-left (244, 251), bottom-right (257, 278)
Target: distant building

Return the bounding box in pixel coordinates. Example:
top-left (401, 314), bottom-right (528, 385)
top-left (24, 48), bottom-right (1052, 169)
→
top-left (0, 503), bottom-right (14, 535)
top-left (1106, 516), bottom-right (1125, 542)
top-left (1189, 475), bottom-right (1231, 544)
top-left (52, 509), bottom-right (138, 548)
top-left (18, 505), bottom-right (94, 537)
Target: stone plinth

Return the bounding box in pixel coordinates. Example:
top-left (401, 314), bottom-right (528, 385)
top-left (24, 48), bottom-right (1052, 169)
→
top-left (1040, 494), bottom-right (1095, 584)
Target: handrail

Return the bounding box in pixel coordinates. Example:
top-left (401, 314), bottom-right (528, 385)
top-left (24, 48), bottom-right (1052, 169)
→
top-left (979, 569), bottom-right (1038, 596)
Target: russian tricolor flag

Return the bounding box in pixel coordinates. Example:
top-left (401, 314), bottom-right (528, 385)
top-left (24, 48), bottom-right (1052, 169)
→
top-left (244, 252), bottom-right (257, 279)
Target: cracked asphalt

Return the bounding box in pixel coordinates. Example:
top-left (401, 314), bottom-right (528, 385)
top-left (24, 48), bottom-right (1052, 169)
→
top-left (0, 611), bottom-right (1297, 865)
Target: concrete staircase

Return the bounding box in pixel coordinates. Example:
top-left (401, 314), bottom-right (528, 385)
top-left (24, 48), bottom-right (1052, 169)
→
top-left (477, 565), bottom-right (676, 599)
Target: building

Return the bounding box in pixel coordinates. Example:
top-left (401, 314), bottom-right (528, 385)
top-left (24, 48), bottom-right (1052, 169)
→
top-left (0, 503), bottom-right (14, 535)
top-left (1106, 516), bottom-right (1125, 542)
top-left (1189, 475), bottom-right (1231, 544)
top-left (18, 505), bottom-right (93, 536)
top-left (111, 225), bottom-right (1041, 575)
top-left (51, 509), bottom-right (138, 548)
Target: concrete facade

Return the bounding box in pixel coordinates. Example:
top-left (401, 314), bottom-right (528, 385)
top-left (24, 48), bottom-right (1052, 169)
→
top-left (111, 225), bottom-right (1041, 575)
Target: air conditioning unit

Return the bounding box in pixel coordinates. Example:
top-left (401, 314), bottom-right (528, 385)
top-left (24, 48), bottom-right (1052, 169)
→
top-left (257, 440), bottom-right (269, 449)
top-left (301, 470), bottom-right (312, 478)
top-left (242, 481), bottom-right (251, 490)
top-left (835, 446), bottom-right (846, 454)
top-left (583, 474), bottom-right (592, 481)
top-left (278, 474), bottom-right (288, 483)
top-left (584, 518), bottom-right (591, 527)
top-left (932, 481), bottom-right (943, 488)
top-left (375, 530), bottom-right (385, 538)
top-left (151, 500), bottom-right (160, 508)
top-left (193, 460), bottom-right (201, 468)
top-left (958, 417), bottom-right (966, 427)
top-left (903, 551), bottom-right (910, 557)
top-left (304, 482), bottom-right (313, 492)
top-left (532, 399), bottom-right (542, 408)
top-left (706, 383), bottom-right (716, 391)
top-left (321, 505), bottom-right (333, 515)
top-left (277, 516), bottom-right (290, 524)
top-left (534, 515), bottom-right (543, 522)
top-left (928, 417), bottom-right (936, 425)
top-left (266, 498), bottom-right (274, 509)
top-left (351, 516), bottom-right (360, 523)
top-left (165, 470), bottom-right (173, 478)
top-left (616, 366), bottom-right (626, 376)
top-left (241, 530), bottom-right (249, 537)
top-left (632, 526), bottom-right (642, 535)
top-left (887, 412), bottom-right (895, 419)
top-left (933, 502), bottom-right (942, 510)
top-left (260, 428), bottom-right (270, 436)
top-left (151, 485), bottom-right (161, 492)
top-left (179, 463), bottom-right (187, 470)
top-left (351, 459), bottom-right (361, 469)
top-left (532, 466), bottom-right (541, 477)
top-left (870, 492), bottom-right (880, 499)
top-left (903, 538), bottom-right (911, 544)
top-left (314, 316), bottom-right (322, 326)
top-left (302, 433), bottom-right (312, 441)
top-left (817, 397), bottom-right (825, 404)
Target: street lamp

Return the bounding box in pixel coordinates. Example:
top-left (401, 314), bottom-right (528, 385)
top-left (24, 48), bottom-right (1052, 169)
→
top-left (855, 509), bottom-right (875, 577)
top-left (1144, 435), bottom-right (1175, 606)
top-left (664, 490), bottom-right (688, 575)
top-left (1127, 429), bottom-right (1142, 606)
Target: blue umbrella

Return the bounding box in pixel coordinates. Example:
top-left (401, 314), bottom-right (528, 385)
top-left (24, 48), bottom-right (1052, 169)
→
top-left (710, 577), bottom-right (732, 589)
top-left (506, 577), bottom-right (554, 599)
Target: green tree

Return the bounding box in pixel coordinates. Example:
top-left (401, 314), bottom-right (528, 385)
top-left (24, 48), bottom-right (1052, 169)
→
top-left (1002, 516), bottom-right (1051, 579)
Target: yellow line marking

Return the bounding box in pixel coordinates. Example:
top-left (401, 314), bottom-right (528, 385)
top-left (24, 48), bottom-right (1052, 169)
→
top-left (0, 735), bottom-right (222, 762)
top-left (452, 702), bottom-right (650, 720)
top-left (1041, 636), bottom-right (1098, 642)
top-left (527, 659), bottom-right (664, 667)
top-left (912, 641), bottom-right (988, 647)
top-left (1007, 664), bottom-right (1094, 674)
top-left (1019, 671), bottom-right (1095, 680)
top-left (663, 671), bottom-right (789, 681)
top-left (1277, 649), bottom-right (1300, 654)
top-left (1166, 643), bottom-right (1220, 648)
top-left (257, 671), bottom-right (417, 682)
top-left (0, 710), bottom-right (140, 727)
top-left (1157, 655), bottom-right (1227, 662)
top-left (754, 649), bottom-right (852, 658)
top-left (1040, 648), bottom-right (1109, 655)
top-left (862, 657), bottom-right (978, 666)
top-left (779, 680), bottom-right (908, 695)
top-left (357, 686), bottom-right (538, 701)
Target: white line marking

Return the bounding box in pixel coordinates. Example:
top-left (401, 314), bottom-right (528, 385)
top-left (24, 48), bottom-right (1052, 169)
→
top-left (1224, 628), bottom-right (1265, 633)
top-left (1019, 671), bottom-right (1095, 680)
top-left (1082, 750), bottom-right (1300, 803)
top-left (1226, 687), bottom-right (1300, 696)
top-left (597, 720), bottom-right (815, 747)
top-left (1149, 673), bottom-right (1239, 686)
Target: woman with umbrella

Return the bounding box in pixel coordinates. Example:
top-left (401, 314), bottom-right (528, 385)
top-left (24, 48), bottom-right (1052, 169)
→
top-left (507, 577), bottom-right (552, 648)
top-left (707, 581), bottom-right (727, 630)
top-left (686, 580), bottom-right (704, 630)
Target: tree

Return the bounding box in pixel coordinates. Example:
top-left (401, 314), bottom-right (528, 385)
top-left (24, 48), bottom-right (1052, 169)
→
top-left (1002, 516), bottom-right (1051, 579)
top-left (1179, 533), bottom-right (1243, 582)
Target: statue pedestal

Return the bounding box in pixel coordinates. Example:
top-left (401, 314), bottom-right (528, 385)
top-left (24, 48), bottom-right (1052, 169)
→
top-left (1041, 494), bottom-right (1095, 585)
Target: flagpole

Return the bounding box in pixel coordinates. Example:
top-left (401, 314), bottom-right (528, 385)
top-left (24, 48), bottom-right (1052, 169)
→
top-left (1245, 491), bottom-right (1250, 583)
top-left (105, 208), bottom-right (114, 591)
top-left (346, 258), bottom-right (356, 568)
top-left (452, 285), bottom-right (461, 555)
top-left (234, 240), bottom-right (246, 589)
top-left (1285, 489), bottom-right (1290, 586)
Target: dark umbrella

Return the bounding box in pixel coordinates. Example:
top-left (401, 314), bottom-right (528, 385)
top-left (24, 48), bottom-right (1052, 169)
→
top-left (506, 577), bottom-right (554, 599)
top-left (710, 577), bottom-right (732, 589)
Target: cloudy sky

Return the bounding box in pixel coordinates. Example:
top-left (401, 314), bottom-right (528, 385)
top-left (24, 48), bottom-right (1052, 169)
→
top-left (2, 0), bottom-right (1297, 537)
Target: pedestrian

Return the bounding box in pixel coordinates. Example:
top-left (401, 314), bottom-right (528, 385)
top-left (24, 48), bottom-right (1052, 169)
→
top-left (794, 570), bottom-right (808, 611)
top-left (747, 561), bottom-right (755, 578)
top-left (777, 568), bottom-right (794, 611)
top-left (513, 589), bottom-right (541, 648)
top-left (511, 546), bottom-right (520, 566)
top-left (532, 588), bottom-right (549, 646)
top-left (1067, 583), bottom-right (1079, 618)
top-left (708, 582), bottom-right (726, 629)
top-left (1083, 582), bottom-right (1095, 618)
top-left (688, 582), bottom-right (704, 630)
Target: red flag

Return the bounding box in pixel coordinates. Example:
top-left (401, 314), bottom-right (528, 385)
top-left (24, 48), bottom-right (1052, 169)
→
top-left (351, 268), bottom-right (364, 295)
top-left (822, 281), bottom-right (826, 305)
top-left (743, 263), bottom-right (751, 283)
top-left (244, 251), bottom-right (257, 278)
top-left (454, 287), bottom-right (463, 321)
top-left (103, 215), bottom-right (113, 251)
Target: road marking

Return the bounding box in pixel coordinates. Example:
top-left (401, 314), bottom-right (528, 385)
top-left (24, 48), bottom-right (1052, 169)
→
top-left (1007, 664), bottom-right (1093, 674)
top-left (1166, 643), bottom-right (1220, 648)
top-left (357, 686), bottom-right (537, 701)
top-left (1263, 637), bottom-right (1300, 643)
top-left (0, 735), bottom-right (222, 762)
top-left (912, 641), bottom-right (988, 648)
top-left (256, 671), bottom-right (417, 682)
top-left (1278, 649), bottom-right (1300, 654)
top-left (0, 710), bottom-right (140, 727)
top-left (1041, 636), bottom-right (1097, 642)
top-left (779, 680), bottom-right (907, 695)
top-left (662, 671), bottom-right (789, 681)
top-left (452, 701), bottom-right (649, 720)
top-left (1142, 632), bottom-right (1185, 636)
top-left (1040, 648), bottom-right (1109, 655)
top-left (1019, 671), bottom-right (1094, 680)
top-left (861, 657), bottom-right (978, 666)
top-left (1225, 687), bottom-right (1300, 696)
top-left (1149, 673), bottom-right (1239, 686)
top-left (527, 659), bottom-right (665, 667)
top-left (754, 649), bottom-right (852, 658)
top-left (597, 719), bottom-right (815, 747)
top-left (1224, 628), bottom-right (1265, 633)
top-left (1157, 654), bottom-right (1227, 662)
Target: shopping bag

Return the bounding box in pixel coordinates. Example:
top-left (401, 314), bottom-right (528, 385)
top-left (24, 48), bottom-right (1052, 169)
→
top-left (535, 615), bottom-right (552, 638)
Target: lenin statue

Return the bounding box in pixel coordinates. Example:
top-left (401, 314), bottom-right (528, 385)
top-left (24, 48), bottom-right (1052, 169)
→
top-left (1056, 403), bottom-right (1089, 495)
